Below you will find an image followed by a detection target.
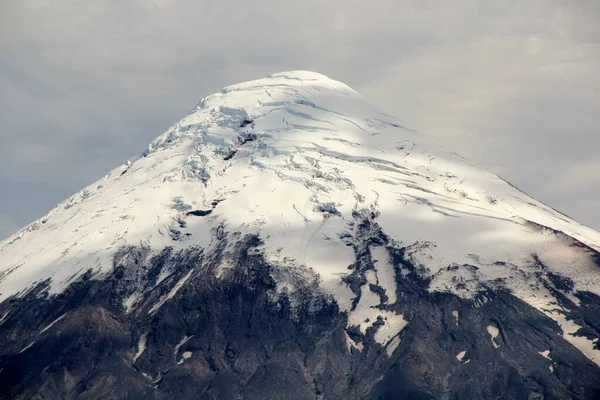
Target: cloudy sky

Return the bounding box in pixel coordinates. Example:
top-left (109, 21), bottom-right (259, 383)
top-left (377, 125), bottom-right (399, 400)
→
top-left (0, 0), bottom-right (599, 239)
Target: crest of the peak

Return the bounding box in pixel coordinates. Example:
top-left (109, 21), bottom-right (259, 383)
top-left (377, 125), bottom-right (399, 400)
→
top-left (195, 70), bottom-right (370, 113)
top-left (269, 70), bottom-right (340, 82)
top-left (220, 70), bottom-right (361, 96)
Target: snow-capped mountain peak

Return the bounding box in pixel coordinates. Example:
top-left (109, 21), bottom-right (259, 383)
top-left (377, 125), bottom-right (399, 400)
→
top-left (2, 71), bottom-right (600, 368)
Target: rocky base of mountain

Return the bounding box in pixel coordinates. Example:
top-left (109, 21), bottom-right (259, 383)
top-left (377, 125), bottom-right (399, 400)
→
top-left (1, 228), bottom-right (600, 400)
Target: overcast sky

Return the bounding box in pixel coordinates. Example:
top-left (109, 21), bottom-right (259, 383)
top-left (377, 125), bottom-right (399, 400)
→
top-left (0, 0), bottom-right (599, 240)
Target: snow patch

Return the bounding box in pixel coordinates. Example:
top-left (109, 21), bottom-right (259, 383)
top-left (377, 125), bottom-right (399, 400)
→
top-left (374, 312), bottom-right (408, 345)
top-left (370, 246), bottom-right (397, 304)
top-left (514, 284), bottom-right (600, 366)
top-left (347, 280), bottom-right (381, 334)
top-left (538, 350), bottom-right (555, 372)
top-left (142, 372), bottom-right (153, 380)
top-left (452, 310), bottom-right (459, 326)
top-left (174, 335), bottom-right (193, 356)
top-left (133, 333), bottom-right (148, 363)
top-left (178, 351), bottom-right (193, 364)
top-left (19, 341), bottom-right (35, 354)
top-left (538, 350), bottom-right (552, 360)
top-left (123, 293), bottom-right (140, 313)
top-left (386, 335), bottom-right (401, 357)
top-left (545, 309), bottom-right (600, 366)
top-left (148, 269), bottom-right (194, 314)
top-left (487, 324), bottom-right (500, 348)
top-left (39, 313), bottom-right (67, 336)
top-left (353, 342), bottom-right (364, 352)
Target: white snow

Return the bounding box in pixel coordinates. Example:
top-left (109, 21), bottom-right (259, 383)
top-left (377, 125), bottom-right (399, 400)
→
top-left (353, 342), bottom-right (364, 352)
top-left (20, 313), bottom-right (68, 352)
top-left (452, 310), bottom-right (459, 326)
top-left (142, 372), bottom-right (153, 380)
top-left (545, 308), bottom-right (600, 366)
top-left (19, 341), bottom-right (35, 354)
top-left (174, 335), bottom-right (193, 356)
top-left (123, 293), bottom-right (140, 313)
top-left (370, 246), bottom-right (397, 304)
top-left (38, 313), bottom-right (67, 336)
top-left (513, 283), bottom-right (600, 366)
top-left (374, 312), bottom-right (409, 345)
top-left (347, 280), bottom-right (381, 334)
top-left (344, 332), bottom-right (360, 353)
top-left (344, 269), bottom-right (408, 348)
top-left (178, 351), bottom-right (193, 364)
top-left (456, 350), bottom-right (467, 361)
top-left (538, 350), bottom-right (555, 372)
top-left (133, 333), bottom-right (148, 363)
top-left (148, 269), bottom-right (194, 314)
top-left (487, 324), bottom-right (500, 348)
top-left (386, 335), bottom-right (401, 356)
top-left (1, 70), bottom-right (600, 364)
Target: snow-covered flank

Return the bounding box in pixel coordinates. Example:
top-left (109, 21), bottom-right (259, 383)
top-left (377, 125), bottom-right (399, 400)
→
top-left (1, 70), bottom-right (600, 362)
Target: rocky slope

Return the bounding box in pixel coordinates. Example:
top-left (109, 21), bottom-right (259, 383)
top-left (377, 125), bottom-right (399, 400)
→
top-left (1, 71), bottom-right (600, 399)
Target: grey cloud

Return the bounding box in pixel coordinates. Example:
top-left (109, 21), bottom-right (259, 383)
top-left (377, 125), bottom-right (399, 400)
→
top-left (0, 0), bottom-right (599, 239)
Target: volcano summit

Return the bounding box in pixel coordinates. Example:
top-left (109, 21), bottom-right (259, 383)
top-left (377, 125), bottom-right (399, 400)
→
top-left (1, 71), bottom-right (600, 399)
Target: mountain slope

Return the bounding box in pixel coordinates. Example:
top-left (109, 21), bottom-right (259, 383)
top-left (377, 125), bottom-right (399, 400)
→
top-left (1, 71), bottom-right (600, 399)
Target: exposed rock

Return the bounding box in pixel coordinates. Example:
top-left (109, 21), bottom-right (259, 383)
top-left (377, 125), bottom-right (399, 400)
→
top-left (1, 232), bottom-right (599, 399)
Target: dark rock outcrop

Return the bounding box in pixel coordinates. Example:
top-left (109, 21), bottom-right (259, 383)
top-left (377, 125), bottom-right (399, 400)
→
top-left (1, 227), bottom-right (600, 399)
